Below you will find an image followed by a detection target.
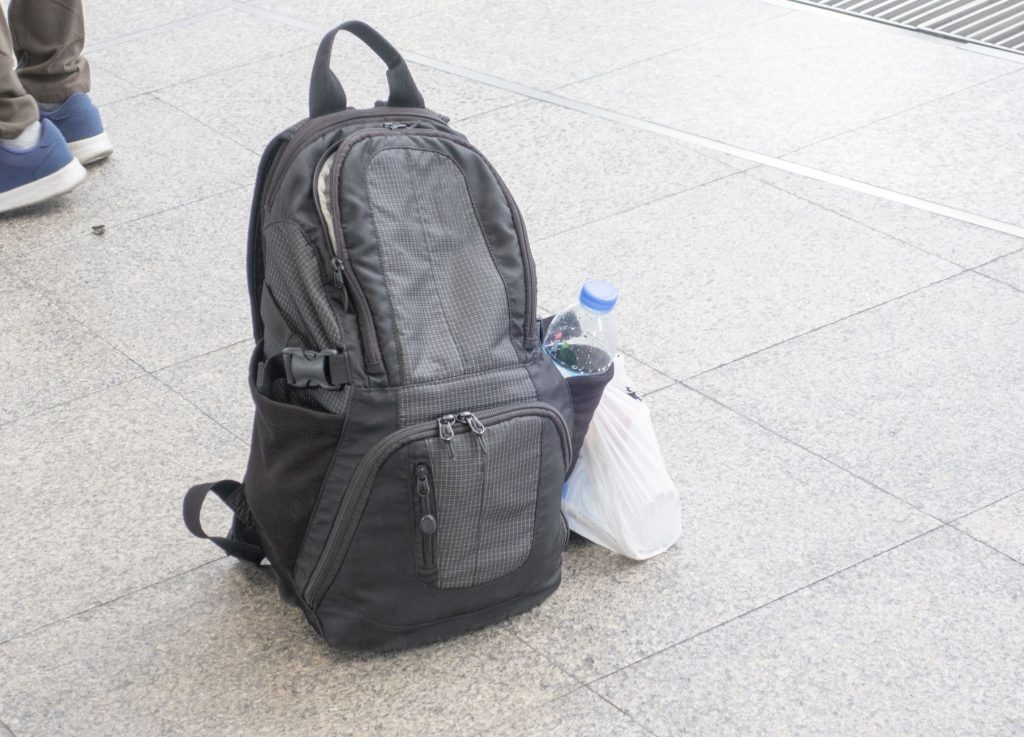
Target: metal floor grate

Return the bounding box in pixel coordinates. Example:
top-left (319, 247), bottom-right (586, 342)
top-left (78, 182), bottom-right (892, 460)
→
top-left (792, 0), bottom-right (1024, 53)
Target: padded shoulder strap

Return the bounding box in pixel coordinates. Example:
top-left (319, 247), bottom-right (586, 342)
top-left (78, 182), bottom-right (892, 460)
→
top-left (183, 480), bottom-right (265, 563)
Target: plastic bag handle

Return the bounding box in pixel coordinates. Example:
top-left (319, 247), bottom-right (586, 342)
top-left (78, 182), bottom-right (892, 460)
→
top-left (309, 20), bottom-right (425, 117)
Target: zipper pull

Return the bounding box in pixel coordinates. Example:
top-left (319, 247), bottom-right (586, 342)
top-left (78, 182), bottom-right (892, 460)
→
top-left (383, 122), bottom-right (409, 130)
top-left (331, 256), bottom-right (344, 288)
top-left (457, 411), bottom-right (487, 454)
top-left (437, 414), bottom-right (456, 458)
top-left (415, 464), bottom-right (437, 535)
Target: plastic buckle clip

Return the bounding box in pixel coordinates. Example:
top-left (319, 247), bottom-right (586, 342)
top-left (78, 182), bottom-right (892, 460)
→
top-left (281, 347), bottom-right (340, 389)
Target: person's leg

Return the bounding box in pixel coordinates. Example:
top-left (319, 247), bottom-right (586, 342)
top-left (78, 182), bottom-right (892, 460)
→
top-left (0, 8), bottom-right (39, 140)
top-left (0, 3), bottom-right (85, 214)
top-left (10, 0), bottom-right (111, 164)
top-left (9, 0), bottom-right (89, 104)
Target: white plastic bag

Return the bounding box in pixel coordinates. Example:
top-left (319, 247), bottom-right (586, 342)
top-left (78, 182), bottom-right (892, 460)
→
top-left (562, 357), bottom-right (681, 559)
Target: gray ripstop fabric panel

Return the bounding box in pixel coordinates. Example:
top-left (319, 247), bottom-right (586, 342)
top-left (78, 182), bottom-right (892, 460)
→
top-left (262, 220), bottom-right (349, 415)
top-left (366, 147), bottom-right (519, 384)
top-left (428, 433), bottom-right (484, 589)
top-left (426, 416), bottom-right (541, 589)
top-left (397, 366), bottom-right (535, 426)
top-left (475, 416), bottom-right (540, 584)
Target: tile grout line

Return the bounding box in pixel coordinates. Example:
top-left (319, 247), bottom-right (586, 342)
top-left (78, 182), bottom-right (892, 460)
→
top-left (967, 241), bottom-right (1024, 271)
top-left (464, 684), bottom-right (587, 737)
top-left (0, 557), bottom-right (227, 647)
top-left (970, 268), bottom-right (1024, 296)
top-left (0, 180), bottom-right (253, 266)
top-left (149, 93), bottom-right (264, 156)
top-left (220, 0), bottom-right (1024, 240)
top-left (150, 372), bottom-right (251, 445)
top-left (780, 66), bottom-right (1024, 159)
top-left (947, 486), bottom-right (1024, 524)
top-left (583, 526), bottom-right (943, 688)
top-left (681, 270), bottom-right (967, 383)
top-left (150, 338), bottom-right (252, 374)
top-left (948, 525), bottom-right (1024, 568)
top-left (680, 381), bottom-right (948, 526)
top-left (0, 374), bottom-right (150, 430)
top-left (532, 170), bottom-right (745, 245)
top-left (748, 172), bottom-right (972, 269)
top-left (141, 38), bottom-right (321, 111)
top-left (543, 8), bottom-right (798, 94)
top-left (82, 6), bottom-right (235, 53)
top-left (582, 687), bottom-right (662, 737)
top-left (684, 377), bottom-right (1024, 567)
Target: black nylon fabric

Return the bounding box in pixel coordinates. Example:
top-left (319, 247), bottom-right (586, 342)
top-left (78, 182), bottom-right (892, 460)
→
top-left (191, 21), bottom-right (582, 652)
top-left (243, 346), bottom-right (348, 577)
top-left (291, 384), bottom-right (401, 591)
top-left (314, 409), bottom-right (567, 646)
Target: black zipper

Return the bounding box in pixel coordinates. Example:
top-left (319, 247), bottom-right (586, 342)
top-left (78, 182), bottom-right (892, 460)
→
top-left (304, 402), bottom-right (570, 608)
top-left (413, 462), bottom-right (437, 576)
top-left (325, 127), bottom-right (539, 376)
top-left (262, 108), bottom-right (449, 207)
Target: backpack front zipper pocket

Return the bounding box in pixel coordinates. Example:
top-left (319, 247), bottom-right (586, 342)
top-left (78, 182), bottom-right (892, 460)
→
top-left (412, 462), bottom-right (438, 577)
top-left (304, 402), bottom-right (570, 608)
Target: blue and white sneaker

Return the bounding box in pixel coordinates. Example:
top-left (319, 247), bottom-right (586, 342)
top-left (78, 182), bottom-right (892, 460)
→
top-left (0, 119), bottom-right (86, 214)
top-left (39, 92), bottom-right (113, 165)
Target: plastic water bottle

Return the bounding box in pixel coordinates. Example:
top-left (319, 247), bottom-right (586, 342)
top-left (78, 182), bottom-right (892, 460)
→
top-left (543, 279), bottom-right (618, 377)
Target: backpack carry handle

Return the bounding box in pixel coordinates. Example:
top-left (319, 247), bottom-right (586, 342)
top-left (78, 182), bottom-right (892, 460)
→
top-left (309, 20), bottom-right (425, 117)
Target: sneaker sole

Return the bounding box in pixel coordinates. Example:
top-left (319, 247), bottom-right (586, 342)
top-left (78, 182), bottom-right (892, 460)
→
top-left (68, 132), bottom-right (114, 165)
top-left (0, 159), bottom-right (87, 214)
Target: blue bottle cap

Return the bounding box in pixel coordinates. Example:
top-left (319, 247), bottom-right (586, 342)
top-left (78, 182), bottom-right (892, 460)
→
top-left (579, 279), bottom-right (618, 314)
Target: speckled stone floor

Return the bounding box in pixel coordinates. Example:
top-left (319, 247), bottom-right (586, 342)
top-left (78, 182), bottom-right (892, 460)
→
top-left (2, 1), bottom-right (1024, 735)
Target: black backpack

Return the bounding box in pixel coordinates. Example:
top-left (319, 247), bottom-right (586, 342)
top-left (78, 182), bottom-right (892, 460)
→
top-left (182, 21), bottom-right (595, 650)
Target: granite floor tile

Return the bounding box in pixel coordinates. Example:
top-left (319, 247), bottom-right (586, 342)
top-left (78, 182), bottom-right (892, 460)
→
top-left (82, 0), bottom-right (227, 46)
top-left (692, 272), bottom-right (1024, 521)
top-left (532, 173), bottom-right (958, 379)
top-left (787, 69), bottom-right (1024, 227)
top-left (248, 0), bottom-right (465, 29)
top-left (0, 268), bottom-right (141, 424)
top-left (0, 560), bottom-right (575, 737)
top-left (87, 10), bottom-right (317, 92)
top-left (750, 166), bottom-right (1024, 268)
top-left (6, 189), bottom-right (252, 371)
top-left (978, 250), bottom-right (1024, 291)
top-left (477, 688), bottom-right (650, 737)
top-left (616, 354), bottom-right (677, 397)
top-left (383, 0), bottom-right (789, 90)
top-left (0, 377), bottom-right (246, 642)
top-left (560, 12), bottom-right (1017, 156)
top-left (458, 100), bottom-right (737, 241)
top-left (956, 490), bottom-right (1024, 564)
top-left (592, 528), bottom-right (1024, 737)
top-left (507, 385), bottom-right (937, 680)
top-left (155, 341), bottom-right (254, 441)
top-left (88, 63), bottom-right (143, 107)
top-left (0, 95), bottom-right (257, 257)
top-left (154, 42), bottom-right (522, 153)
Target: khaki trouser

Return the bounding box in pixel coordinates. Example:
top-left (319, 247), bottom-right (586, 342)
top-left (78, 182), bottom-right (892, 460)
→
top-left (0, 0), bottom-right (90, 139)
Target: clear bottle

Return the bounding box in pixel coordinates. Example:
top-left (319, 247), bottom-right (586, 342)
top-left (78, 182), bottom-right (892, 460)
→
top-left (543, 279), bottom-right (618, 376)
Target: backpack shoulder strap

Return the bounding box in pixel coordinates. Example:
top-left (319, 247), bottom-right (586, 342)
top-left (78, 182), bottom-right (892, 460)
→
top-left (183, 480), bottom-right (265, 563)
